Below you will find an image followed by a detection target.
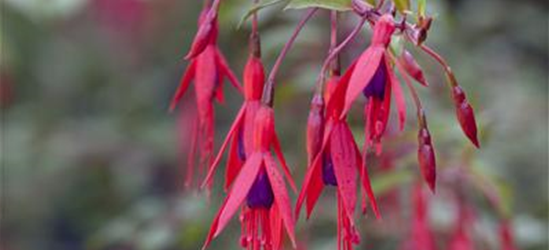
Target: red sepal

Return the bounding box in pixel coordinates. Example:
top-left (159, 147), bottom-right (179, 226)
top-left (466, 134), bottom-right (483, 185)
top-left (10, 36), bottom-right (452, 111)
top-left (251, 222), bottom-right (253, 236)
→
top-left (452, 86), bottom-right (479, 148)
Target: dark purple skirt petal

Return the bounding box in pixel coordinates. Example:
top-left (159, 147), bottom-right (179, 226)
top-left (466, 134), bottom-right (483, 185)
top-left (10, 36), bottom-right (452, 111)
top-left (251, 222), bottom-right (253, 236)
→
top-left (237, 129), bottom-right (246, 161)
top-left (246, 169), bottom-right (274, 208)
top-left (363, 61), bottom-right (387, 100)
top-left (322, 153), bottom-right (338, 186)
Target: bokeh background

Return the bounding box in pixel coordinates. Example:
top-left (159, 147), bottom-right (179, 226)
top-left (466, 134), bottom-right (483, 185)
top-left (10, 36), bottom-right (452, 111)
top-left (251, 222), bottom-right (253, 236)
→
top-left (2, 0), bottom-right (548, 249)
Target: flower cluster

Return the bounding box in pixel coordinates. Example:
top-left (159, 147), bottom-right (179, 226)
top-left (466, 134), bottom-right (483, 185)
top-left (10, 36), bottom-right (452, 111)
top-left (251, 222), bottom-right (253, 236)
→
top-left (167, 0), bottom-right (508, 249)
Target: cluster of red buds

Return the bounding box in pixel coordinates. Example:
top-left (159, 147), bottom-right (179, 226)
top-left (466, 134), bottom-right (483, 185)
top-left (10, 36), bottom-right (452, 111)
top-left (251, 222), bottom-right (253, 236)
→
top-left (169, 0), bottom-right (485, 249)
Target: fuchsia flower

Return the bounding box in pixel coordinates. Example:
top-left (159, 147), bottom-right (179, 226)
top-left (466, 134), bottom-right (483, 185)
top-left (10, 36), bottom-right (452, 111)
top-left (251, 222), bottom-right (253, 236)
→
top-left (339, 14), bottom-right (407, 151)
top-left (202, 105), bottom-right (297, 250)
top-left (170, 6), bottom-right (242, 188)
top-left (296, 69), bottom-right (380, 250)
top-left (202, 40), bottom-right (296, 192)
top-left (400, 183), bottom-right (437, 250)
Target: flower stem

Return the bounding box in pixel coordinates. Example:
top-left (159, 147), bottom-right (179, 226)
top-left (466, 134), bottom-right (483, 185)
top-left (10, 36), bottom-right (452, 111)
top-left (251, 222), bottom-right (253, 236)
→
top-left (314, 16), bottom-right (367, 95)
top-left (250, 0), bottom-right (261, 57)
top-left (329, 11), bottom-right (340, 76)
top-left (262, 8), bottom-right (318, 107)
top-left (419, 44), bottom-right (458, 88)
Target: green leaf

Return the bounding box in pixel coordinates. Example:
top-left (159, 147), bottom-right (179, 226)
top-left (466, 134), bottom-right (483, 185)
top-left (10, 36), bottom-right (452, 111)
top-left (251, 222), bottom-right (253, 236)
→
top-left (365, 0), bottom-right (376, 5)
top-left (417, 0), bottom-right (426, 17)
top-left (393, 0), bottom-right (410, 14)
top-left (285, 0), bottom-right (352, 11)
top-left (371, 169), bottom-right (413, 196)
top-left (238, 0), bottom-right (288, 29)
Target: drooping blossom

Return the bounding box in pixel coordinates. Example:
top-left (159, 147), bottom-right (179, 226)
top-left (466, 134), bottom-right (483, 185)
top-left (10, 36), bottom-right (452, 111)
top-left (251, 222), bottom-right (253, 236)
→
top-left (202, 35), bottom-right (296, 192)
top-left (328, 15), bottom-right (442, 190)
top-left (202, 105), bottom-right (296, 250)
top-left (338, 14), bottom-right (406, 153)
top-left (400, 183), bottom-right (437, 250)
top-left (296, 68), bottom-right (380, 250)
top-left (170, 5), bottom-right (242, 188)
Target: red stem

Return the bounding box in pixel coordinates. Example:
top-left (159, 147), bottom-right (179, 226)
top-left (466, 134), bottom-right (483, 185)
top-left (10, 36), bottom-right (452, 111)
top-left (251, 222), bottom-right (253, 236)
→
top-left (419, 44), bottom-right (458, 87)
top-left (314, 16), bottom-right (367, 95)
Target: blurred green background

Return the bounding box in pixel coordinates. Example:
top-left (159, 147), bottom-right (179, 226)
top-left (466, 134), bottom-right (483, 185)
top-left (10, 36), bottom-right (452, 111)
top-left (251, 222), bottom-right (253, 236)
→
top-left (2, 0), bottom-right (547, 249)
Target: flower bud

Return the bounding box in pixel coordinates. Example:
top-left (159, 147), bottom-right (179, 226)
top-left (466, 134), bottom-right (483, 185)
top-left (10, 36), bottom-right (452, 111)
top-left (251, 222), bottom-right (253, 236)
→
top-left (452, 86), bottom-right (480, 148)
top-left (418, 127), bottom-right (436, 192)
top-left (399, 50), bottom-right (428, 86)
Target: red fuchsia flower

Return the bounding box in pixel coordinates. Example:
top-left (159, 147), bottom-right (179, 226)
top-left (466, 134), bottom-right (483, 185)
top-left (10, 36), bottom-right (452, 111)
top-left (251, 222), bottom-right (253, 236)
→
top-left (400, 183), bottom-right (437, 250)
top-left (336, 14), bottom-right (407, 154)
top-left (499, 220), bottom-right (519, 250)
top-left (296, 68), bottom-right (380, 250)
top-left (202, 36), bottom-right (296, 192)
top-left (202, 105), bottom-right (297, 250)
top-left (170, 6), bottom-right (242, 188)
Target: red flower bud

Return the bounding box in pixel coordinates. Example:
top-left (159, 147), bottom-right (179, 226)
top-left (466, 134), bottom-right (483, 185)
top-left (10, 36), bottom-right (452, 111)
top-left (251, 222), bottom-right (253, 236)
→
top-left (306, 94), bottom-right (325, 165)
top-left (418, 127), bottom-right (436, 192)
top-left (452, 86), bottom-right (480, 148)
top-left (399, 50), bottom-right (428, 86)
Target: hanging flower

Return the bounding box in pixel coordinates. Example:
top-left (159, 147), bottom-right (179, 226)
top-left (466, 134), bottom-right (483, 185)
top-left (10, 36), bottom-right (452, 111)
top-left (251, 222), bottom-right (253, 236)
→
top-left (296, 68), bottom-right (380, 250)
top-left (170, 6), bottom-right (242, 188)
top-left (329, 15), bottom-right (406, 154)
top-left (400, 183), bottom-right (437, 250)
top-left (202, 105), bottom-right (297, 250)
top-left (202, 40), bottom-right (296, 192)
